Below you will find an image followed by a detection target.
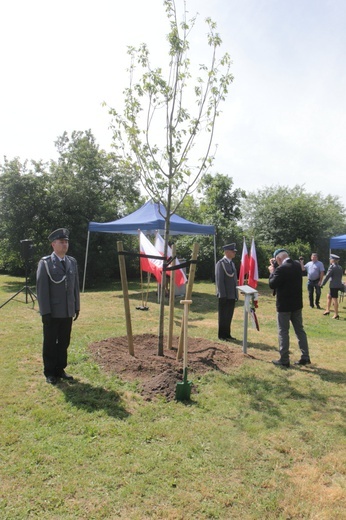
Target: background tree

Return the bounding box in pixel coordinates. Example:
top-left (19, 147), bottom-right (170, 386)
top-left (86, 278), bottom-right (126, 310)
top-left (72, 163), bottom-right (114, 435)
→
top-left (0, 158), bottom-right (49, 274)
top-left (108, 0), bottom-right (233, 354)
top-left (48, 130), bottom-right (142, 283)
top-left (0, 131), bottom-right (142, 282)
top-left (199, 173), bottom-right (245, 245)
top-left (176, 173), bottom-right (246, 279)
top-left (242, 185), bottom-right (346, 272)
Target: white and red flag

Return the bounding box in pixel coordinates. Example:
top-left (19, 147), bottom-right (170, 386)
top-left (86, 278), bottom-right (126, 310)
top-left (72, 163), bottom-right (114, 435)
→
top-left (155, 233), bottom-right (187, 287)
top-left (238, 237), bottom-right (249, 285)
top-left (139, 232), bottom-right (163, 284)
top-left (248, 237), bottom-right (259, 289)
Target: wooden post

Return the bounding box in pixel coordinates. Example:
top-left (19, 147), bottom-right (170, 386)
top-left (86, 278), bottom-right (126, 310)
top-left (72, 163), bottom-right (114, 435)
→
top-left (177, 242), bottom-right (199, 360)
top-left (117, 241), bottom-right (134, 356)
top-left (167, 244), bottom-right (177, 350)
top-left (180, 299), bottom-right (192, 370)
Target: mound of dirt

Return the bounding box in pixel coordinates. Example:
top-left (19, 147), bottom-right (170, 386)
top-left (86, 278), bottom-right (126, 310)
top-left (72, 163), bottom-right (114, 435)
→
top-left (89, 334), bottom-right (246, 401)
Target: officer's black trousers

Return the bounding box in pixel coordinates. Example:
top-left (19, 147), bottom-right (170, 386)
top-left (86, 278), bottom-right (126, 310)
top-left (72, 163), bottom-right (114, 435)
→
top-left (42, 317), bottom-right (73, 377)
top-left (218, 297), bottom-right (235, 339)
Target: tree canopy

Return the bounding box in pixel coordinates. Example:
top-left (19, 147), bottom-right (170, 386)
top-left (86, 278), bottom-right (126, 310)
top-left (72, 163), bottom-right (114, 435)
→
top-left (108, 1), bottom-right (233, 217)
top-left (0, 130), bottom-right (141, 279)
top-left (175, 173), bottom-right (246, 279)
top-left (107, 0), bottom-right (234, 354)
top-left (242, 185), bottom-right (346, 256)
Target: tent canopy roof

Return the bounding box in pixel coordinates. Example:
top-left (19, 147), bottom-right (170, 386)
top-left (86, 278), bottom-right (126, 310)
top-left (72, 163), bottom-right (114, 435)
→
top-left (88, 201), bottom-right (215, 236)
top-left (330, 234), bottom-right (346, 249)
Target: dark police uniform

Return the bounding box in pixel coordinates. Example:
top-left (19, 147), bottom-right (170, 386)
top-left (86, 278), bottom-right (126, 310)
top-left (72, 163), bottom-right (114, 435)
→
top-left (36, 229), bottom-right (80, 382)
top-left (215, 243), bottom-right (238, 340)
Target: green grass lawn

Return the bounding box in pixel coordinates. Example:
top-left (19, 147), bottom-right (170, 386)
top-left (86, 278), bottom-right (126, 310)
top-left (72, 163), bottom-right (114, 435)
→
top-left (0, 274), bottom-right (345, 519)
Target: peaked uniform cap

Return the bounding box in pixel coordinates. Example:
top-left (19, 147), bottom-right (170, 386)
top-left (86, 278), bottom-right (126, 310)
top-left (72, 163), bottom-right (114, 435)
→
top-left (330, 254), bottom-right (340, 260)
top-left (48, 228), bottom-right (69, 242)
top-left (223, 243), bottom-right (237, 251)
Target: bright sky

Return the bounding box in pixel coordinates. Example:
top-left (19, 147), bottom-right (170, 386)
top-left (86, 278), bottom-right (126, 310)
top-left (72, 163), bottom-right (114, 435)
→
top-left (1, 0), bottom-right (346, 207)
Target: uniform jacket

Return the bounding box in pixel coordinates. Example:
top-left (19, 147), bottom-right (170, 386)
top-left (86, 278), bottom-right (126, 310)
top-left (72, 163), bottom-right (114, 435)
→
top-left (36, 253), bottom-right (80, 318)
top-left (269, 258), bottom-right (303, 312)
top-left (215, 257), bottom-right (238, 299)
top-left (321, 263), bottom-right (343, 289)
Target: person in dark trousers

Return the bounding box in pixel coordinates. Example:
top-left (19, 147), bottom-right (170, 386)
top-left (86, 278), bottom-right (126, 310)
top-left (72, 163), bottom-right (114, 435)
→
top-left (301, 253), bottom-right (325, 309)
top-left (36, 228), bottom-right (80, 384)
top-left (321, 254), bottom-right (343, 319)
top-left (215, 243), bottom-right (238, 341)
top-left (268, 248), bottom-right (310, 368)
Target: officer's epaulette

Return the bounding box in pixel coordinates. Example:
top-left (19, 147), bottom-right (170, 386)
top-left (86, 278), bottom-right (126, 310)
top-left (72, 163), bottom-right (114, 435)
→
top-left (42, 255), bottom-right (51, 260)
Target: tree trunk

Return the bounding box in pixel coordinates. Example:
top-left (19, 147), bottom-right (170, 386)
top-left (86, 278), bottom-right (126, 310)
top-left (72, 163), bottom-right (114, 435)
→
top-left (157, 203), bottom-right (172, 355)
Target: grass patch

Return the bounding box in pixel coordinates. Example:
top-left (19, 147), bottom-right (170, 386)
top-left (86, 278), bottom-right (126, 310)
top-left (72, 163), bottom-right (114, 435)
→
top-left (0, 274), bottom-right (345, 519)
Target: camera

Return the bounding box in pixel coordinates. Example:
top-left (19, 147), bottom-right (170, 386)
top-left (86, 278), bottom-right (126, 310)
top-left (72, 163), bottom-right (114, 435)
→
top-left (270, 258), bottom-right (278, 269)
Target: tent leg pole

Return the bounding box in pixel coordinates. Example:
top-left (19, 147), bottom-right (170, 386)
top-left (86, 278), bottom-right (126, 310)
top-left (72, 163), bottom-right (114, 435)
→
top-left (82, 231), bottom-right (90, 293)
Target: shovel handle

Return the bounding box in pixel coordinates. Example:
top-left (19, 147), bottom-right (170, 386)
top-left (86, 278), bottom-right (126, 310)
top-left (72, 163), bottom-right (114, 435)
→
top-left (180, 300), bottom-right (192, 371)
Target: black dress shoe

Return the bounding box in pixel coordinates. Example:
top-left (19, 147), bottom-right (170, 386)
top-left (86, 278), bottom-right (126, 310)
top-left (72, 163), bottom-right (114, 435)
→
top-left (294, 359), bottom-right (311, 366)
top-left (46, 376), bottom-right (57, 384)
top-left (316, 304), bottom-right (321, 309)
top-left (58, 371), bottom-right (74, 380)
top-left (272, 360), bottom-right (290, 368)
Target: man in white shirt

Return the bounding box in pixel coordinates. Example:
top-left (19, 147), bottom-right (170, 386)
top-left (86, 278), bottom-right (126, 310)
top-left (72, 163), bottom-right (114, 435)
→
top-left (301, 253), bottom-right (325, 309)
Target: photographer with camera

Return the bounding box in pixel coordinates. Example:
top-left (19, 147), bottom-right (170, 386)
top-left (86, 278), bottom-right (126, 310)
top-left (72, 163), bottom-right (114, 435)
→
top-left (268, 248), bottom-right (311, 368)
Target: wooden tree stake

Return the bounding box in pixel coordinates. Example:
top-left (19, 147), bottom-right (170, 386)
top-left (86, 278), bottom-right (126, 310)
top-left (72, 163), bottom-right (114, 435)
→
top-left (117, 241), bottom-right (134, 356)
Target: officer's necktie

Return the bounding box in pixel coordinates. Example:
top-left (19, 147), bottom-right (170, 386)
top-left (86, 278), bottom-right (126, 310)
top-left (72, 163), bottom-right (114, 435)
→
top-left (61, 260), bottom-right (66, 271)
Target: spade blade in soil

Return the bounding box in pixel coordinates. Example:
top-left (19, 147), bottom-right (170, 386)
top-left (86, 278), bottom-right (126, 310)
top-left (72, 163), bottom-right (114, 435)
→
top-left (175, 367), bottom-right (192, 401)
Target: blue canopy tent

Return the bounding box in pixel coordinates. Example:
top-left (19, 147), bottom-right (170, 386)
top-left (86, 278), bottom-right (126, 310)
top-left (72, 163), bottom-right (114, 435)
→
top-left (330, 234), bottom-right (346, 250)
top-left (83, 201), bottom-right (216, 290)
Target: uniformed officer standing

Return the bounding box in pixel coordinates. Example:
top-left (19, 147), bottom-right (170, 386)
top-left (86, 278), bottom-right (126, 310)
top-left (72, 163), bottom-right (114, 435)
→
top-left (36, 228), bottom-right (80, 384)
top-left (215, 243), bottom-right (238, 341)
top-left (321, 253), bottom-right (343, 319)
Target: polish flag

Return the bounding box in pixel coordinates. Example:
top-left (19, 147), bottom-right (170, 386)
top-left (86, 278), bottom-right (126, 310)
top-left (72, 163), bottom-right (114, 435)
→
top-left (248, 238), bottom-right (259, 289)
top-left (139, 232), bottom-right (163, 284)
top-left (238, 237), bottom-right (249, 285)
top-left (155, 233), bottom-right (187, 287)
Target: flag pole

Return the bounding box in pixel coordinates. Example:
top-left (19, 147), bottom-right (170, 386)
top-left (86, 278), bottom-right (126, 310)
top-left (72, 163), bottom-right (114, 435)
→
top-left (137, 230), bottom-right (149, 311)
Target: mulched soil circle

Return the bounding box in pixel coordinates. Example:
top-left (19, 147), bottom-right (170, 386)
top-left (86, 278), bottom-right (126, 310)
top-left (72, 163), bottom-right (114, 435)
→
top-left (89, 333), bottom-right (246, 401)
